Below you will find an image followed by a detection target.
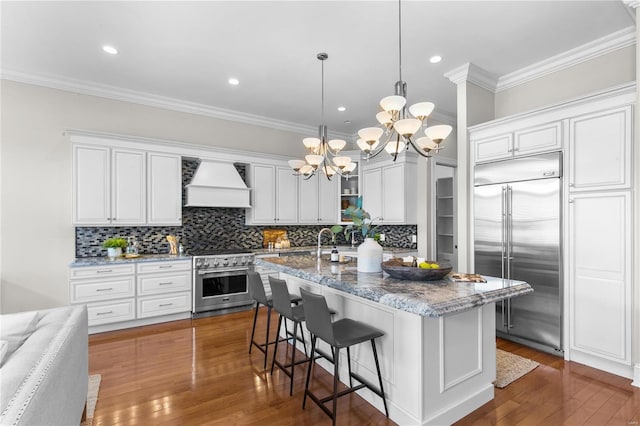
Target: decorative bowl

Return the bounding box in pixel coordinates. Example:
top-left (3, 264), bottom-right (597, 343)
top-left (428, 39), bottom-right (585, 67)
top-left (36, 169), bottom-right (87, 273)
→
top-left (381, 259), bottom-right (452, 281)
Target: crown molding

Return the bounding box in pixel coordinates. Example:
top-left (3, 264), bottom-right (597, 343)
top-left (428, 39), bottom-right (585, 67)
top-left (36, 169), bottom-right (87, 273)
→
top-left (0, 68), bottom-right (353, 140)
top-left (444, 63), bottom-right (498, 92)
top-left (622, 0), bottom-right (640, 9)
top-left (496, 26), bottom-right (636, 92)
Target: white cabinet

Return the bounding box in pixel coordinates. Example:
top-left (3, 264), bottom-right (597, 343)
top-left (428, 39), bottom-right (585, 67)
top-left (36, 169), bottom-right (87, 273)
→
top-left (298, 174), bottom-right (339, 224)
top-left (568, 191), bottom-right (632, 376)
top-left (247, 164), bottom-right (298, 224)
top-left (473, 121), bottom-right (562, 163)
top-left (72, 144), bottom-right (183, 226)
top-left (568, 106), bottom-right (632, 192)
top-left (73, 145), bottom-right (146, 225)
top-left (147, 153), bottom-right (182, 225)
top-left (362, 159), bottom-right (417, 224)
top-left (339, 160), bottom-right (361, 224)
top-left (70, 259), bottom-right (192, 332)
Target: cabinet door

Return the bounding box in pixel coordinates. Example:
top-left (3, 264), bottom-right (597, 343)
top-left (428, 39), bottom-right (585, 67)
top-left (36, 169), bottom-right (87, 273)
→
top-left (362, 168), bottom-right (383, 222)
top-left (473, 134), bottom-right (513, 163)
top-left (569, 191), bottom-right (632, 366)
top-left (569, 106), bottom-right (632, 191)
top-left (73, 145), bottom-right (111, 225)
top-left (112, 149), bottom-right (146, 225)
top-left (276, 166), bottom-right (298, 223)
top-left (298, 177), bottom-right (320, 223)
top-left (514, 121), bottom-right (562, 156)
top-left (318, 174), bottom-right (338, 223)
top-left (381, 164), bottom-right (405, 223)
top-left (251, 165), bottom-right (276, 223)
top-left (147, 153), bottom-right (182, 225)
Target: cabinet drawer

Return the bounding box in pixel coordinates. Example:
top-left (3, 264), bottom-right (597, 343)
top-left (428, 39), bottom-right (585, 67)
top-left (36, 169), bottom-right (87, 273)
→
top-left (514, 121), bottom-right (562, 155)
top-left (86, 299), bottom-right (135, 326)
top-left (137, 272), bottom-right (191, 296)
top-left (474, 134), bottom-right (513, 163)
top-left (137, 292), bottom-right (191, 319)
top-left (136, 260), bottom-right (191, 274)
top-left (70, 277), bottom-right (135, 303)
top-left (70, 264), bottom-right (135, 279)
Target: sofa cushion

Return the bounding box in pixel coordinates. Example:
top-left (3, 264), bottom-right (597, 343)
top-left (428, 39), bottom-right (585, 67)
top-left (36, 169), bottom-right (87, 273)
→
top-left (0, 311), bottom-right (39, 365)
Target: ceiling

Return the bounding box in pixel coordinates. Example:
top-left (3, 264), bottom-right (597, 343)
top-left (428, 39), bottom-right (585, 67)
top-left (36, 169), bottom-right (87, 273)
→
top-left (1, 1), bottom-right (635, 139)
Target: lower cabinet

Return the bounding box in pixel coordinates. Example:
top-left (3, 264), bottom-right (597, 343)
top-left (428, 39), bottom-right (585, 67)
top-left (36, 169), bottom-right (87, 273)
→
top-left (69, 259), bottom-right (192, 333)
top-left (568, 190), bottom-right (633, 378)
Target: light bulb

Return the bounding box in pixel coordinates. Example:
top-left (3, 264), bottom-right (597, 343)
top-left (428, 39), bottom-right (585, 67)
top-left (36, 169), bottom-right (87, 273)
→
top-left (385, 140), bottom-right (406, 155)
top-left (305, 154), bottom-right (324, 166)
top-left (380, 95), bottom-right (406, 113)
top-left (358, 127), bottom-right (384, 143)
top-left (393, 118), bottom-right (422, 137)
top-left (322, 164), bottom-right (337, 177)
top-left (303, 137), bottom-right (321, 152)
top-left (332, 156), bottom-right (352, 169)
top-left (328, 139), bottom-right (346, 152)
top-left (416, 137), bottom-right (438, 153)
top-left (288, 159), bottom-right (306, 172)
top-left (344, 162), bottom-right (357, 174)
top-left (376, 111), bottom-right (393, 126)
top-left (409, 102), bottom-right (435, 120)
top-left (299, 164), bottom-right (314, 175)
top-left (425, 125), bottom-right (453, 144)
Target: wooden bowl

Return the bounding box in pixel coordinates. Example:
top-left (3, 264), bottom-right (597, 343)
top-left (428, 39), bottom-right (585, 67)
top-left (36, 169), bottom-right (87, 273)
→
top-left (381, 259), bottom-right (453, 281)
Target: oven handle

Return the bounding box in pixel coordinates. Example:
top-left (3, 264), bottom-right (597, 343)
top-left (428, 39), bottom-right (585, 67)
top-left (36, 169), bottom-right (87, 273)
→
top-left (197, 268), bottom-right (250, 277)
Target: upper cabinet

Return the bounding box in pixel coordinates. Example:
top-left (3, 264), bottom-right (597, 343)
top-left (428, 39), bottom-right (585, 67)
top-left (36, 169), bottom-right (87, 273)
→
top-left (298, 173), bottom-right (338, 224)
top-left (339, 159), bottom-right (361, 224)
top-left (568, 105), bottom-right (632, 192)
top-left (362, 156), bottom-right (417, 224)
top-left (473, 121), bottom-right (562, 163)
top-left (247, 164), bottom-right (298, 225)
top-left (147, 153), bottom-right (182, 225)
top-left (73, 144), bottom-right (182, 226)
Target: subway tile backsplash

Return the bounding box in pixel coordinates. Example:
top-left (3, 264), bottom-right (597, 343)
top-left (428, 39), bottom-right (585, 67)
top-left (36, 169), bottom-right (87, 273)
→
top-left (75, 160), bottom-right (418, 257)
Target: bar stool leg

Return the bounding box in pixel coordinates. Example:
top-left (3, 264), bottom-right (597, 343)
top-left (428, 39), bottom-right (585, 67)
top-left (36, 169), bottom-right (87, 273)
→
top-left (371, 339), bottom-right (389, 417)
top-left (263, 306), bottom-right (272, 369)
top-left (303, 335), bottom-right (317, 409)
top-left (270, 315), bottom-right (284, 374)
top-left (249, 302), bottom-right (260, 354)
top-left (289, 320), bottom-right (298, 396)
top-left (346, 346), bottom-right (353, 388)
top-left (331, 347), bottom-right (340, 426)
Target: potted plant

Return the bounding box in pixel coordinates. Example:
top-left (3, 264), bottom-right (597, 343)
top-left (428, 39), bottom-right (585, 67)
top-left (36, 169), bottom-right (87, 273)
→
top-left (331, 204), bottom-right (383, 273)
top-left (102, 237), bottom-right (128, 259)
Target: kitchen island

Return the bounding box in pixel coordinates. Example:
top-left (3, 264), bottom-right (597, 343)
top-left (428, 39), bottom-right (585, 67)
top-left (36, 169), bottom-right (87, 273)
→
top-left (257, 255), bottom-right (533, 426)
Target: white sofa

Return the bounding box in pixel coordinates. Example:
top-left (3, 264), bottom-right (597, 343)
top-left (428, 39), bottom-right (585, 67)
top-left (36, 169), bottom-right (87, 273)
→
top-left (0, 305), bottom-right (88, 425)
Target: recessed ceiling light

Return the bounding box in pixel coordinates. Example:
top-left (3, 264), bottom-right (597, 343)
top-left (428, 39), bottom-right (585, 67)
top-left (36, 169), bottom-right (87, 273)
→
top-left (429, 55), bottom-right (442, 64)
top-left (344, 120), bottom-right (352, 125)
top-left (102, 45), bottom-right (118, 55)
top-left (337, 106), bottom-right (346, 112)
top-left (228, 78), bottom-right (240, 85)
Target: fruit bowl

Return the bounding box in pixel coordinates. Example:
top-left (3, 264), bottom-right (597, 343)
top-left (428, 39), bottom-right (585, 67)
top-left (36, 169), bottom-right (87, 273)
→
top-left (381, 259), bottom-right (452, 281)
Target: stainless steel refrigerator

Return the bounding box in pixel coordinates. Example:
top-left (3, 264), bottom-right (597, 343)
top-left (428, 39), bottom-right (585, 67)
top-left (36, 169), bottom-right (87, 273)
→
top-left (474, 152), bottom-right (563, 355)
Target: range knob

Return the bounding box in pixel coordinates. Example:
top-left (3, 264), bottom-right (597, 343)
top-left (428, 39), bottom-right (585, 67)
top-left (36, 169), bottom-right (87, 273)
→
top-left (222, 260), bottom-right (229, 267)
top-left (232, 259), bottom-right (238, 266)
top-left (239, 258), bottom-right (247, 265)
top-left (202, 261), bottom-right (210, 269)
top-left (212, 260), bottom-right (219, 268)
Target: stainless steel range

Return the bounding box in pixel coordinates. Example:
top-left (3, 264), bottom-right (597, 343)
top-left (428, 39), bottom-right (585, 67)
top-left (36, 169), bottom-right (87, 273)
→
top-left (192, 249), bottom-right (255, 318)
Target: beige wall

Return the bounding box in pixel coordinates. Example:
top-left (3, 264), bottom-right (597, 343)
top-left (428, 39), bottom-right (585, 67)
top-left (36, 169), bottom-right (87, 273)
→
top-left (0, 80), bottom-right (307, 313)
top-left (495, 45), bottom-right (636, 118)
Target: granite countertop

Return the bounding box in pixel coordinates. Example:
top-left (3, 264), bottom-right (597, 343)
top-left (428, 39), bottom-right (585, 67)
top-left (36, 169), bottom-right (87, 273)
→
top-left (256, 254), bottom-right (533, 318)
top-left (70, 254), bottom-right (192, 267)
top-left (253, 245), bottom-right (417, 256)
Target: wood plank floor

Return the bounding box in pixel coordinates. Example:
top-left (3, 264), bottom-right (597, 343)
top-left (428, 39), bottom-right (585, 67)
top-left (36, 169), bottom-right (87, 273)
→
top-left (89, 309), bottom-right (640, 425)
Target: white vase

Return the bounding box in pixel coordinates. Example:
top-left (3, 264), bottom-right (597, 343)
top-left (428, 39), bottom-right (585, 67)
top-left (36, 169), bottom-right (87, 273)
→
top-left (357, 237), bottom-right (383, 273)
top-left (107, 247), bottom-right (122, 259)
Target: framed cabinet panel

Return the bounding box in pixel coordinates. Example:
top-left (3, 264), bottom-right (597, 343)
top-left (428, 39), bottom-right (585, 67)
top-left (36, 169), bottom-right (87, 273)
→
top-left (147, 152), bottom-right (182, 225)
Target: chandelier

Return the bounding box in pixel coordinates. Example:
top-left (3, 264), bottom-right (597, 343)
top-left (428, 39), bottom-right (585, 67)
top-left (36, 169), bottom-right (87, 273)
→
top-left (288, 53), bottom-right (357, 180)
top-left (357, 0), bottom-right (452, 161)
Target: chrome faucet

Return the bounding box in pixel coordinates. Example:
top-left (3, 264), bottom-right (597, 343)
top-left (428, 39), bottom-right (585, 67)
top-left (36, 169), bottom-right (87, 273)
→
top-left (317, 228), bottom-right (335, 259)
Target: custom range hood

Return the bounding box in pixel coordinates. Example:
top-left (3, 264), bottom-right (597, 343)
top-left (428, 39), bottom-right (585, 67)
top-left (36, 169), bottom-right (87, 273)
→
top-left (185, 160), bottom-right (251, 208)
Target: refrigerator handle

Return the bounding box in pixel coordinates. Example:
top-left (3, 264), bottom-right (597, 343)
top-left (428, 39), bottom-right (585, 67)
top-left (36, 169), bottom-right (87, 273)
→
top-left (501, 186), bottom-right (508, 328)
top-left (507, 185), bottom-right (513, 280)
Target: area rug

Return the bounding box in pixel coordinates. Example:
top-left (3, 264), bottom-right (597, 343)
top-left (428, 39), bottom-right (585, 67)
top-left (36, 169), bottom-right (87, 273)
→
top-left (80, 374), bottom-right (101, 426)
top-left (495, 349), bottom-right (539, 388)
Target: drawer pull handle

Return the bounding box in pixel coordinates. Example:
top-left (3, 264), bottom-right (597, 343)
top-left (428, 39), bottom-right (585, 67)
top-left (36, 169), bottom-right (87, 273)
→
top-left (96, 287), bottom-right (113, 292)
top-left (158, 266), bottom-right (172, 269)
top-left (96, 311), bottom-right (113, 316)
top-left (96, 270), bottom-right (113, 273)
top-left (159, 303), bottom-right (173, 307)
top-left (159, 282), bottom-right (172, 285)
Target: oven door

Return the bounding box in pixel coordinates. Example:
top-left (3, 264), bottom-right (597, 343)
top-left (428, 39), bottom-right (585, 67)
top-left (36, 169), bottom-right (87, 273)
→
top-left (194, 268), bottom-right (254, 313)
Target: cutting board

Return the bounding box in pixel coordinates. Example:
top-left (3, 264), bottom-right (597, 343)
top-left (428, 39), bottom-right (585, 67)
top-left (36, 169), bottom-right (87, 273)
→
top-left (263, 229), bottom-right (287, 248)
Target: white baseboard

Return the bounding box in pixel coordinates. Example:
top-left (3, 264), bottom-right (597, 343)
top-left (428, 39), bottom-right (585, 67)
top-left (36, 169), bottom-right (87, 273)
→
top-left (632, 363), bottom-right (640, 388)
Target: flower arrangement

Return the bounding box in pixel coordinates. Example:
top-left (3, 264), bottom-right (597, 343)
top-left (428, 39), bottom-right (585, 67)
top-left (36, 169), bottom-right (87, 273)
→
top-left (101, 237), bottom-right (128, 249)
top-left (331, 205), bottom-right (380, 242)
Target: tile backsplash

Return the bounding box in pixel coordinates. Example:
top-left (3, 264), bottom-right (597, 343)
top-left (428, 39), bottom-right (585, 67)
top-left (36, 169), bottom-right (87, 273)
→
top-left (75, 160), bottom-right (418, 257)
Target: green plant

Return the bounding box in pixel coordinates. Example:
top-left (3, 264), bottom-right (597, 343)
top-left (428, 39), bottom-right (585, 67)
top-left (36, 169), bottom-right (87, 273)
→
top-left (331, 205), bottom-right (379, 242)
top-left (102, 237), bottom-right (128, 249)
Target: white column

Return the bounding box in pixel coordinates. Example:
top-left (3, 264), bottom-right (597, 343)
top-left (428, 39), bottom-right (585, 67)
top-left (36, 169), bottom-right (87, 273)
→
top-left (444, 64), bottom-right (496, 271)
top-left (622, 0), bottom-right (640, 388)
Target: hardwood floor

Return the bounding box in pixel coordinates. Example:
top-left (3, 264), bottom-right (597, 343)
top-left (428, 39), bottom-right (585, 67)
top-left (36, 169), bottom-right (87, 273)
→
top-left (89, 310), bottom-right (640, 425)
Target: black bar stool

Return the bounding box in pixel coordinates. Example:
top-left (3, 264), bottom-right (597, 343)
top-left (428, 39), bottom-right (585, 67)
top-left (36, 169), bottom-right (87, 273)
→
top-left (300, 288), bottom-right (388, 425)
top-left (268, 276), bottom-right (309, 396)
top-left (247, 271), bottom-right (300, 369)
